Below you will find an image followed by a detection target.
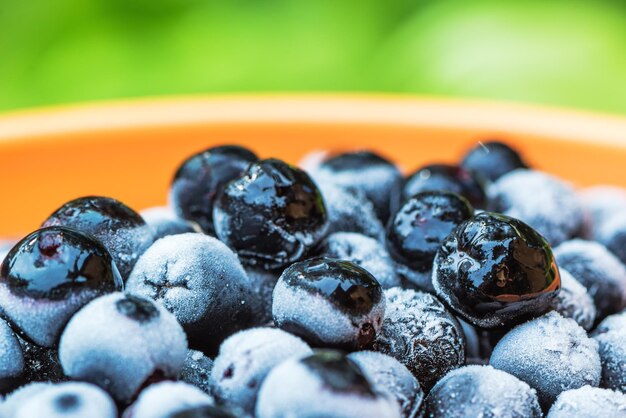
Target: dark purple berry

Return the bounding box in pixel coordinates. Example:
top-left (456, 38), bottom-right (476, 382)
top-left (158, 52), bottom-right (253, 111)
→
top-left (461, 141), bottom-right (528, 182)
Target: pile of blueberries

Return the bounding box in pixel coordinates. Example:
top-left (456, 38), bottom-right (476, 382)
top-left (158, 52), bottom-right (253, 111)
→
top-left (0, 142), bottom-right (625, 418)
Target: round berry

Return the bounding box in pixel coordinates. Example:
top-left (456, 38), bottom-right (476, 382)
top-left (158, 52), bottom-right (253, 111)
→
top-left (179, 350), bottom-right (213, 395)
top-left (488, 169), bottom-right (583, 245)
top-left (433, 212), bottom-right (560, 329)
top-left (255, 350), bottom-right (401, 418)
top-left (591, 313), bottom-right (626, 392)
top-left (403, 164), bottom-right (487, 209)
top-left (1, 382), bottom-right (52, 417)
top-left (122, 381), bottom-right (214, 418)
top-left (210, 328), bottom-right (312, 415)
top-left (42, 196), bottom-right (154, 279)
top-left (141, 207), bottom-right (200, 240)
top-left (170, 145), bottom-right (258, 234)
top-left (347, 351), bottom-right (423, 418)
top-left (422, 365), bottom-right (541, 418)
top-left (551, 269), bottom-right (596, 331)
top-left (578, 186), bottom-right (626, 236)
top-left (490, 312), bottom-right (601, 409)
top-left (320, 232), bottom-right (400, 289)
top-left (594, 213), bottom-right (626, 265)
top-left (272, 257), bottom-right (385, 349)
top-left (126, 233), bottom-right (260, 352)
top-left (593, 310), bottom-right (626, 335)
top-left (373, 287), bottom-right (465, 391)
top-left (0, 318), bottom-right (23, 393)
top-left (0, 226), bottom-right (123, 347)
top-left (547, 386), bottom-right (626, 418)
top-left (213, 159), bottom-right (328, 270)
top-left (461, 141), bottom-right (528, 182)
top-left (59, 293), bottom-right (187, 403)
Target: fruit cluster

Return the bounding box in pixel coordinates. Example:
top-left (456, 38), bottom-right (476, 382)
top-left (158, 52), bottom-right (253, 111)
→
top-left (0, 142), bottom-right (625, 417)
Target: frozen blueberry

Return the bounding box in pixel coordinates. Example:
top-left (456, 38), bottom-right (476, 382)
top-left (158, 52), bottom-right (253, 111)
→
top-left (554, 239), bottom-right (626, 321)
top-left (244, 268), bottom-right (279, 325)
top-left (42, 196), bottom-right (154, 279)
top-left (488, 169), bottom-right (584, 245)
top-left (122, 381), bottom-right (214, 418)
top-left (372, 287), bottom-right (465, 391)
top-left (179, 350), bottom-right (213, 395)
top-left (319, 232), bottom-right (400, 289)
top-left (433, 212), bottom-right (560, 329)
top-left (0, 382), bottom-right (51, 417)
top-left (403, 164), bottom-right (487, 209)
top-left (547, 386), bottom-right (626, 418)
top-left (256, 350), bottom-right (401, 418)
top-left (213, 159), bottom-right (328, 270)
top-left (347, 351), bottom-right (423, 418)
top-left (18, 335), bottom-right (66, 384)
top-left (12, 382), bottom-right (117, 418)
top-left (0, 226), bottom-right (123, 347)
top-left (421, 365), bottom-right (541, 418)
top-left (551, 269), bottom-right (597, 331)
top-left (593, 310), bottom-right (626, 335)
top-left (591, 314), bottom-right (626, 392)
top-left (141, 207), bottom-right (201, 240)
top-left (272, 257), bottom-right (385, 349)
top-left (170, 145), bottom-right (258, 234)
top-left (169, 405), bottom-right (240, 418)
top-left (461, 141), bottom-right (528, 183)
top-left (0, 318), bottom-right (23, 393)
top-left (579, 186), bottom-right (626, 235)
top-left (126, 233), bottom-right (259, 352)
top-left (594, 213), bottom-right (626, 265)
top-left (311, 150), bottom-right (403, 223)
top-left (59, 293), bottom-right (188, 403)
top-left (387, 191), bottom-right (473, 291)
top-left (210, 327), bottom-right (312, 415)
top-left (490, 312), bottom-right (601, 409)
top-left (317, 183), bottom-right (386, 241)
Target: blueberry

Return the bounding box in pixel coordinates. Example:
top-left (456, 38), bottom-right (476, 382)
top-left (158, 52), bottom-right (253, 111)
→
top-left (141, 207), bottom-right (201, 240)
top-left (255, 350), bottom-right (401, 418)
top-left (372, 287), bottom-right (465, 391)
top-left (0, 318), bottom-right (23, 393)
top-left (490, 312), bottom-right (601, 409)
top-left (311, 150), bottom-right (403, 223)
top-left (0, 226), bottom-right (123, 347)
top-left (578, 186), bottom-right (626, 237)
top-left (59, 293), bottom-right (188, 403)
top-left (591, 312), bottom-right (626, 392)
top-left (170, 145), bottom-right (258, 234)
top-left (1, 382), bottom-right (52, 417)
top-left (403, 164), bottom-right (487, 209)
top-left (169, 405), bottom-right (241, 418)
top-left (126, 233), bottom-right (260, 353)
top-left (387, 191), bottom-right (473, 291)
top-left (593, 310), bottom-right (626, 335)
top-left (319, 232), bottom-right (401, 289)
top-left (547, 386), bottom-right (626, 418)
top-left (554, 239), bottom-right (626, 321)
top-left (347, 351), bottom-right (423, 418)
top-left (213, 159), bottom-right (328, 270)
top-left (551, 269), bottom-right (597, 331)
top-left (210, 327), bottom-right (312, 415)
top-left (272, 257), bottom-right (385, 349)
top-left (11, 382), bottom-right (117, 418)
top-left (42, 196), bottom-right (154, 279)
top-left (179, 350), bottom-right (214, 395)
top-left (122, 381), bottom-right (214, 418)
top-left (488, 169), bottom-right (583, 245)
top-left (460, 141), bottom-right (528, 182)
top-left (594, 213), bottom-right (626, 265)
top-left (422, 365), bottom-right (541, 418)
top-left (433, 212), bottom-right (560, 329)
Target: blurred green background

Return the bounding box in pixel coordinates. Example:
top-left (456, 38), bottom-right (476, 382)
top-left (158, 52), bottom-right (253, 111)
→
top-left (2, 0), bottom-right (626, 114)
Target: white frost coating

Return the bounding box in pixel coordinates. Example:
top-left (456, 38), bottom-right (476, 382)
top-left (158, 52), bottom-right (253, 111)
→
top-left (490, 311), bottom-right (601, 407)
top-left (0, 318), bottom-right (23, 379)
top-left (272, 279), bottom-right (385, 347)
top-left (547, 385), bottom-right (626, 418)
top-left (256, 356), bottom-right (402, 418)
top-left (59, 292), bottom-right (188, 403)
top-left (122, 381), bottom-right (213, 418)
top-left (488, 169), bottom-right (583, 245)
top-left (0, 284), bottom-right (98, 347)
top-left (179, 349), bottom-right (214, 395)
top-left (593, 329), bottom-right (626, 392)
top-left (347, 351), bottom-right (423, 418)
top-left (13, 382), bottom-right (116, 418)
top-left (579, 186), bottom-right (626, 234)
top-left (140, 206), bottom-right (200, 239)
top-left (323, 232), bottom-right (400, 289)
top-left (211, 327), bottom-right (312, 415)
top-left (0, 382), bottom-right (51, 418)
top-left (424, 365), bottom-right (541, 418)
top-left (551, 269), bottom-right (597, 331)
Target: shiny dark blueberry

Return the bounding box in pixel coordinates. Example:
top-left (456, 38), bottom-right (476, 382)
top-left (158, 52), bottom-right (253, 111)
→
top-left (42, 196), bottom-right (153, 279)
top-left (115, 294), bottom-right (159, 323)
top-left (170, 145), bottom-right (258, 234)
top-left (301, 350), bottom-right (375, 397)
top-left (461, 141), bottom-right (528, 182)
top-left (315, 151), bottom-right (403, 222)
top-left (432, 212), bottom-right (560, 329)
top-left (213, 159), bottom-right (328, 270)
top-left (387, 191), bottom-right (473, 273)
top-left (403, 164), bottom-right (487, 208)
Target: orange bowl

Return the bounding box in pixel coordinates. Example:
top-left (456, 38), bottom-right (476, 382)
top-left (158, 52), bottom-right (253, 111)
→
top-left (1, 94), bottom-right (626, 237)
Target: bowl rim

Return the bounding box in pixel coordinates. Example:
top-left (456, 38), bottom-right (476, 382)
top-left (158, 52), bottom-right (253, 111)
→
top-left (1, 93), bottom-right (625, 147)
